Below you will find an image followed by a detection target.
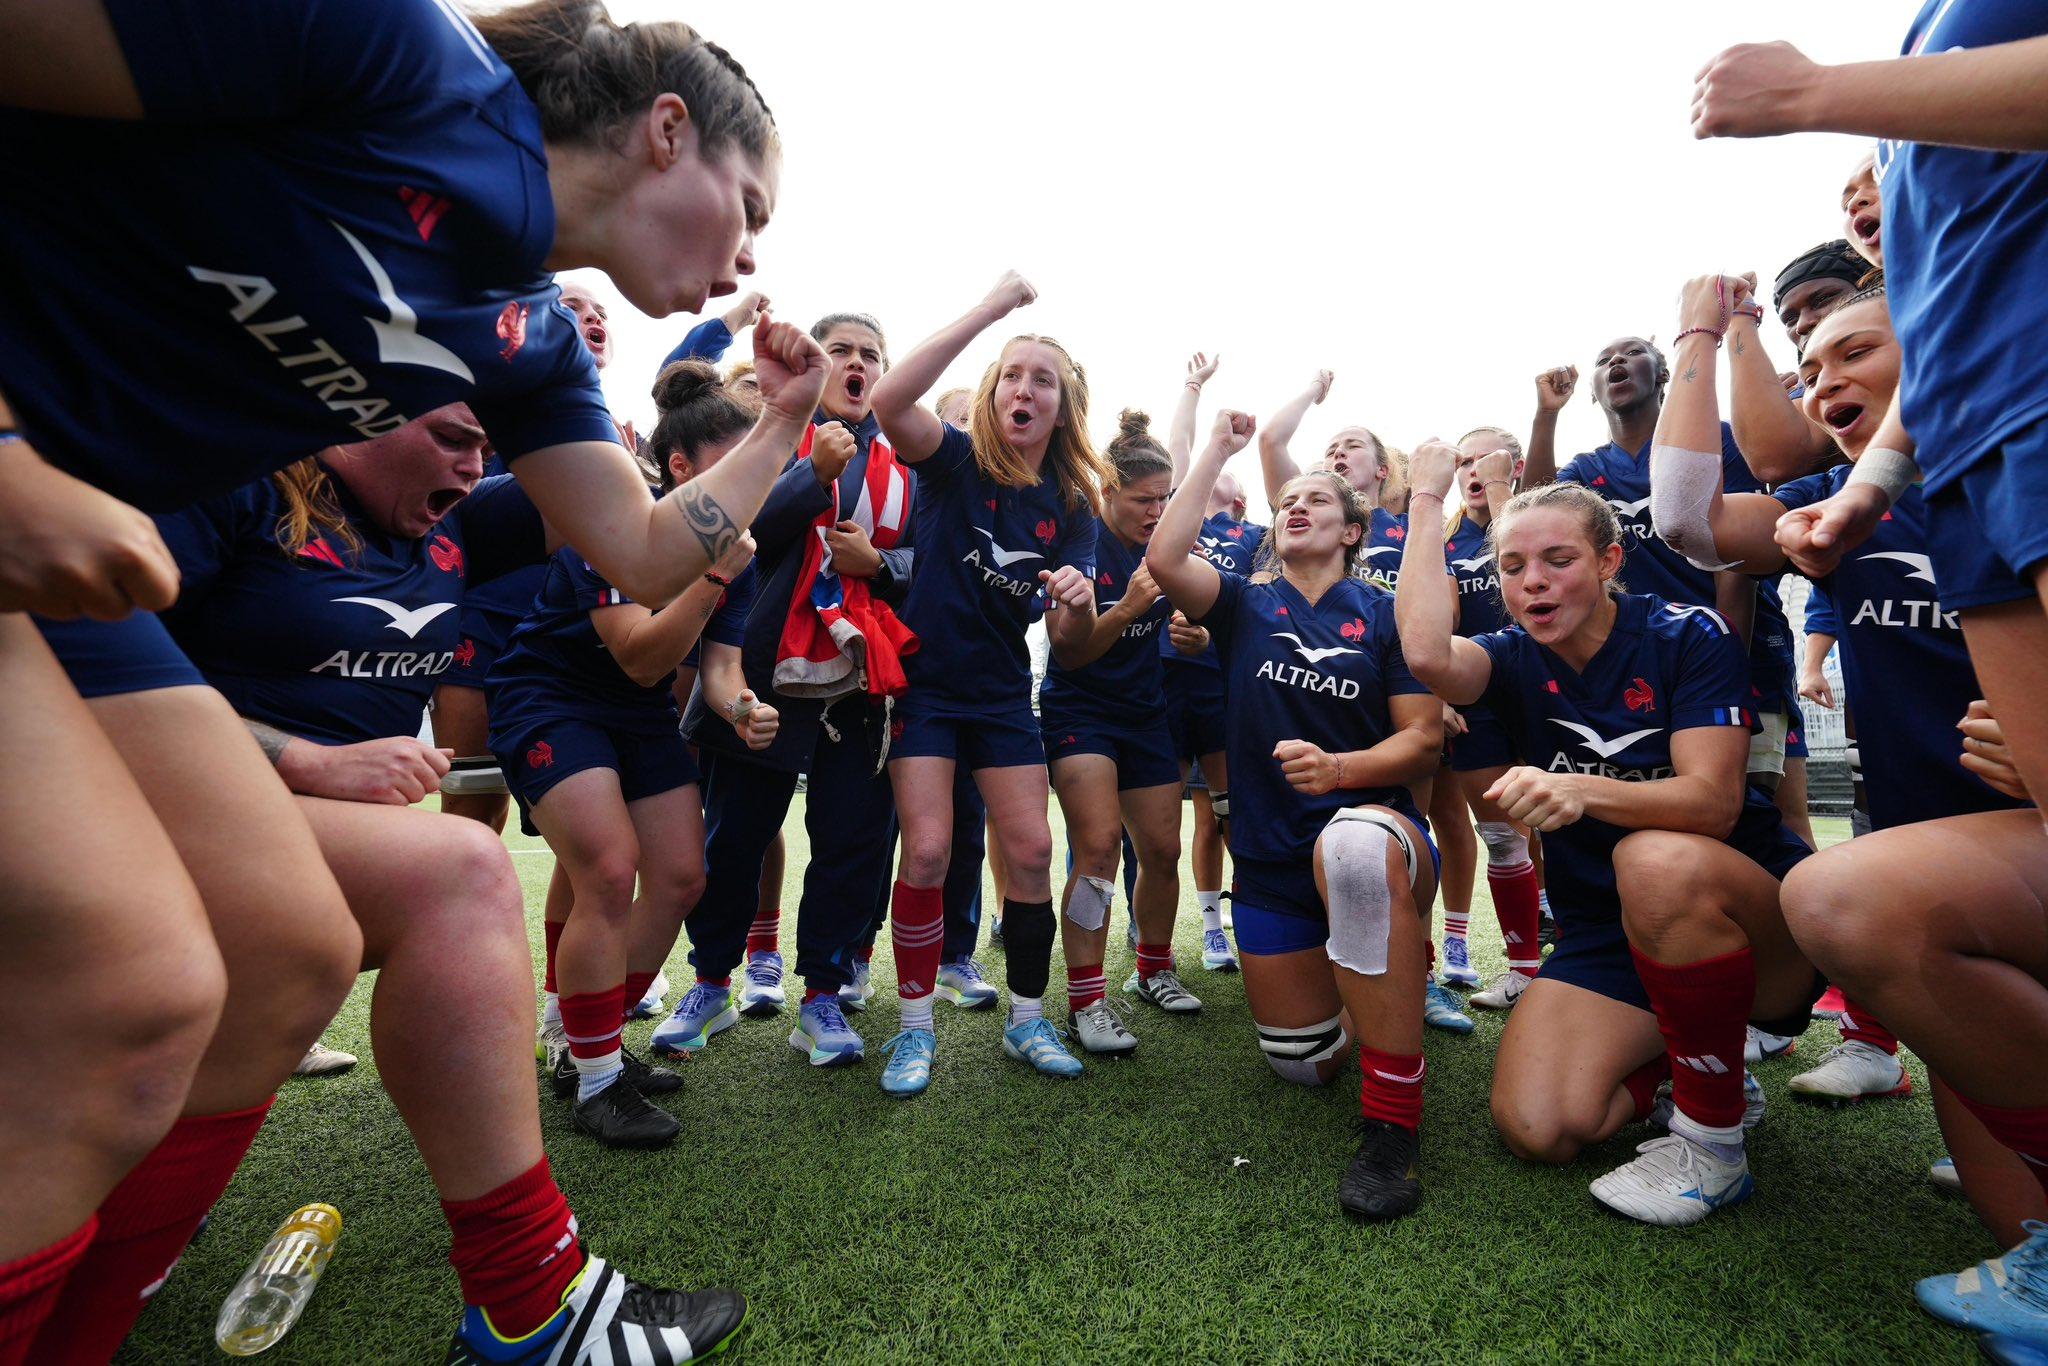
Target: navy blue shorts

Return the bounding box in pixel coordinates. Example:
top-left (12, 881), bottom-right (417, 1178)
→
top-left (1163, 662), bottom-right (1227, 761)
top-left (491, 710), bottom-right (698, 837)
top-left (443, 603), bottom-right (518, 691)
top-left (892, 697), bottom-right (1043, 770)
top-left (1784, 705), bottom-right (1808, 762)
top-left (36, 612), bottom-right (207, 699)
top-left (1449, 701), bottom-right (1516, 774)
top-left (1924, 418), bottom-right (2048, 611)
top-left (1539, 915), bottom-right (1827, 1037)
top-left (1231, 823), bottom-right (1443, 958)
top-left (1040, 708), bottom-right (1182, 790)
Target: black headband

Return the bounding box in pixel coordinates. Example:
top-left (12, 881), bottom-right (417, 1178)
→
top-left (1773, 240), bottom-right (1867, 310)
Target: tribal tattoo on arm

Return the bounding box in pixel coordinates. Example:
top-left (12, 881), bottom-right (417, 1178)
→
top-left (245, 719), bottom-right (300, 767)
top-left (678, 484), bottom-right (743, 567)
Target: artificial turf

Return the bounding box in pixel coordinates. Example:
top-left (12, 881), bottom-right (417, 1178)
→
top-left (120, 812), bottom-right (1990, 1363)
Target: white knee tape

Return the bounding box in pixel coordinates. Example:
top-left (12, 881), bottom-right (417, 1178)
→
top-left (1475, 821), bottom-right (1529, 868)
top-left (1321, 808), bottom-right (1417, 977)
top-left (1209, 789), bottom-right (1230, 820)
top-left (1649, 443), bottom-right (1738, 571)
top-left (1066, 874), bottom-right (1114, 932)
top-left (1257, 1015), bottom-right (1349, 1085)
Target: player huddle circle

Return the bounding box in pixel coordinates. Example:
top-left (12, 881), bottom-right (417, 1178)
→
top-left (1, 2), bottom-right (2045, 1363)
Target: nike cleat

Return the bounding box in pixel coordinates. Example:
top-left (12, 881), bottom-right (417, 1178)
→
top-left (1470, 969), bottom-right (1534, 1011)
top-left (570, 1080), bottom-right (679, 1149)
top-left (1745, 1025), bottom-right (1798, 1064)
top-left (619, 1048), bottom-right (682, 1098)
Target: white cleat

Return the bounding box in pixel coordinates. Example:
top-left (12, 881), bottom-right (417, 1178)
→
top-left (1590, 1132), bottom-right (1753, 1227)
top-left (536, 1018), bottom-right (567, 1065)
top-left (293, 1040), bottom-right (357, 1077)
top-left (1071, 998), bottom-right (1139, 1055)
top-left (1650, 1071), bottom-right (1767, 1134)
top-left (1128, 968), bottom-right (1202, 1014)
top-left (1745, 1024), bottom-right (1798, 1064)
top-left (1470, 969), bottom-right (1534, 1010)
top-left (1930, 1156), bottom-right (1963, 1193)
top-left (1787, 1040), bottom-right (1911, 1103)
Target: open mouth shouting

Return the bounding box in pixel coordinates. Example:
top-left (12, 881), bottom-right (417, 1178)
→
top-left (425, 485), bottom-right (469, 521)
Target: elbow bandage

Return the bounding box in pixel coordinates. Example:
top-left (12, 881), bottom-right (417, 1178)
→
top-left (1846, 446), bottom-right (1921, 506)
top-left (1649, 444), bottom-right (1738, 571)
top-left (1319, 807), bottom-right (1422, 977)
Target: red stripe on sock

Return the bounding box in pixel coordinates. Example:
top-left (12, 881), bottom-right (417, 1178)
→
top-left (1488, 859), bottom-right (1543, 971)
top-left (559, 987), bottom-right (625, 1060)
top-left (1358, 1046), bottom-right (1425, 1132)
top-left (30, 1102), bottom-right (272, 1365)
top-left (1135, 943), bottom-right (1172, 980)
top-left (442, 1156), bottom-right (584, 1340)
top-left (1838, 998), bottom-right (1899, 1055)
top-left (891, 881), bottom-right (944, 1001)
top-left (542, 920), bottom-right (565, 995)
top-left (1631, 946), bottom-right (1754, 1132)
top-left (1622, 1054), bottom-right (1673, 1122)
top-left (1068, 964), bottom-right (1106, 1013)
top-left (1951, 1091), bottom-right (2048, 1199)
top-left (0, 1217), bottom-right (95, 1366)
top-left (746, 906), bottom-right (781, 956)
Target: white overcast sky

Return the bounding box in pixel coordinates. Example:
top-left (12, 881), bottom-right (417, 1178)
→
top-left (573, 1), bottom-right (1908, 505)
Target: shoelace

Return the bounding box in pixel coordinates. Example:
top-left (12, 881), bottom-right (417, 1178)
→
top-left (1349, 1118), bottom-right (1414, 1168)
top-left (949, 958), bottom-right (988, 987)
top-left (807, 999), bottom-right (852, 1036)
top-left (745, 957), bottom-right (781, 987)
top-left (1150, 971), bottom-right (1194, 1004)
top-left (2008, 1223), bottom-right (2048, 1309)
top-left (676, 984), bottom-right (721, 1021)
top-left (1014, 1017), bottom-right (1071, 1053)
top-left (1079, 998), bottom-right (1134, 1038)
top-left (1627, 1134), bottom-right (1708, 1187)
top-left (616, 1277), bottom-right (701, 1329)
top-left (882, 1030), bottom-right (934, 1061)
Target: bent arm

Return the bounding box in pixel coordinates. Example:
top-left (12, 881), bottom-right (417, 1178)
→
top-left (1728, 318), bottom-right (1835, 483)
top-left (1525, 406), bottom-right (1561, 489)
top-left (1257, 378), bottom-right (1323, 510)
top-left (1799, 35), bottom-right (2048, 151)
top-left (0, 1), bottom-right (145, 118)
top-left (1394, 498), bottom-right (1493, 704)
top-left (871, 301), bottom-right (1010, 463)
top-left (1571, 726), bottom-right (1749, 838)
top-left (590, 577), bottom-right (728, 688)
top-left (1149, 436), bottom-right (1227, 621)
top-left (1335, 693), bottom-right (1445, 791)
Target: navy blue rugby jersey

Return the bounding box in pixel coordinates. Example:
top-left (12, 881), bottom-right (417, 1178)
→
top-left (490, 545), bottom-right (757, 729)
top-left (1472, 594), bottom-right (1792, 925)
top-left (1162, 511), bottom-right (1266, 673)
top-left (1557, 422), bottom-right (1794, 713)
top-left (1355, 508), bottom-right (1410, 593)
top-left (0, 0), bottom-right (616, 512)
top-left (1803, 580), bottom-right (1841, 639)
top-left (455, 455), bottom-right (548, 658)
top-left (1039, 518), bottom-right (1173, 725)
top-left (1198, 572), bottom-right (1428, 863)
top-left (1446, 515), bottom-right (1511, 638)
top-left (898, 424), bottom-right (1095, 711)
top-left (1877, 0), bottom-right (2048, 491)
top-left (156, 471), bottom-right (543, 744)
top-left (1775, 468), bottom-right (2027, 827)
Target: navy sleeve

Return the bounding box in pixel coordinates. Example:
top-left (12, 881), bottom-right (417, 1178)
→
top-left (1770, 471), bottom-right (1833, 515)
top-left (563, 551), bottom-right (632, 613)
top-left (1555, 456), bottom-right (1589, 487)
top-left (704, 563), bottom-right (759, 648)
top-left (914, 423), bottom-right (977, 490)
top-left (1194, 570), bottom-right (1247, 653)
top-left (470, 320), bottom-right (621, 461)
top-left (1055, 508), bottom-right (1098, 576)
top-left (449, 474), bottom-right (545, 587)
top-left (1804, 582), bottom-right (1840, 637)
top-left (750, 455), bottom-right (835, 559)
top-left (105, 0), bottom-right (470, 122)
top-left (875, 546), bottom-right (915, 605)
top-left (1670, 612), bottom-right (1754, 732)
top-left (153, 492), bottom-right (249, 613)
top-left (1471, 629), bottom-right (1524, 716)
top-left (664, 319), bottom-right (734, 368)
top-left (1376, 607), bottom-right (1430, 698)
top-left (1719, 424), bottom-right (1765, 496)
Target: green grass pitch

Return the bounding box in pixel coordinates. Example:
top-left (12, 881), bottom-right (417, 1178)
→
top-left (121, 811), bottom-right (1989, 1362)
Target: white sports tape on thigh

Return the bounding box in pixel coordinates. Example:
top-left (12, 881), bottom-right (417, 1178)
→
top-left (1321, 808), bottom-right (1418, 977)
top-left (1257, 1015), bottom-right (1350, 1084)
top-left (1475, 821), bottom-right (1529, 868)
top-left (1648, 443), bottom-right (1738, 571)
top-left (1065, 874), bottom-right (1115, 932)
top-left (1209, 789), bottom-right (1230, 820)
top-left (439, 756), bottom-right (509, 797)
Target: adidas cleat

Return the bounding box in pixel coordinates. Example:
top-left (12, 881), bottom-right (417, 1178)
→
top-left (738, 952), bottom-right (785, 1018)
top-left (1423, 980), bottom-right (1475, 1035)
top-left (1590, 1133), bottom-right (1752, 1227)
top-left (789, 997), bottom-right (864, 1067)
top-left (570, 1080), bottom-right (679, 1149)
top-left (1338, 1119), bottom-right (1421, 1221)
top-left (444, 1252), bottom-right (746, 1364)
top-left (936, 957), bottom-right (999, 1010)
top-left (651, 984), bottom-right (738, 1058)
top-left (1917, 1222), bottom-right (2048, 1336)
top-left (1129, 968), bottom-right (1202, 1014)
top-left (1002, 1017), bottom-right (1084, 1077)
top-left (879, 1028), bottom-right (936, 1097)
top-left (1981, 1332), bottom-right (2048, 1366)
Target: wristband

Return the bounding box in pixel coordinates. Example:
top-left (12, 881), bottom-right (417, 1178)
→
top-left (1844, 446), bottom-right (1920, 506)
top-left (1673, 326), bottom-right (1723, 348)
top-left (1407, 490), bottom-right (1446, 508)
top-left (704, 572), bottom-right (732, 588)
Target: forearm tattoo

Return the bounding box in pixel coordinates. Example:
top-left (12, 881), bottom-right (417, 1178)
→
top-left (245, 719), bottom-right (298, 766)
top-left (678, 484), bottom-right (742, 566)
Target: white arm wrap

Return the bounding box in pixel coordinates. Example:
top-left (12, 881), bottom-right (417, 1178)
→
top-left (1844, 446), bottom-right (1921, 507)
top-left (1649, 443), bottom-right (1739, 572)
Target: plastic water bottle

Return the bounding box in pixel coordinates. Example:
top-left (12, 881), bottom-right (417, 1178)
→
top-left (213, 1203), bottom-right (342, 1356)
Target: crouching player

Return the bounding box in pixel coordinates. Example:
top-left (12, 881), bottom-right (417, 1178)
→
top-left (1396, 443), bottom-right (1818, 1227)
top-left (1150, 410), bottom-right (1443, 1221)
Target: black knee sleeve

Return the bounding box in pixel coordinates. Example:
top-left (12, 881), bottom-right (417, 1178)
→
top-left (1001, 897), bottom-right (1055, 998)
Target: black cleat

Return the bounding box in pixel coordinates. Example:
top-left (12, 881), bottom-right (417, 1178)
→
top-left (571, 1080), bottom-right (680, 1149)
top-left (1338, 1119), bottom-right (1422, 1221)
top-left (1539, 913), bottom-right (1560, 954)
top-left (444, 1252), bottom-right (747, 1363)
top-left (621, 1047), bottom-right (683, 1097)
top-left (548, 1048), bottom-right (578, 1102)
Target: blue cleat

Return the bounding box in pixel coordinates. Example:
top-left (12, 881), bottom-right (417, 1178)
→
top-left (879, 1028), bottom-right (936, 1096)
top-left (1002, 1016), bottom-right (1084, 1078)
top-left (650, 982), bottom-right (738, 1058)
top-left (936, 957), bottom-right (999, 1010)
top-left (789, 997), bottom-right (864, 1068)
top-left (1982, 1330), bottom-right (2048, 1366)
top-left (738, 951), bottom-right (785, 1018)
top-left (443, 1252), bottom-right (746, 1364)
top-left (1440, 935), bottom-right (1480, 988)
top-left (1423, 979), bottom-right (1475, 1035)
top-left (839, 960), bottom-right (874, 1013)
top-left (1201, 927), bottom-right (1239, 972)
top-left (1919, 1222), bottom-right (2048, 1338)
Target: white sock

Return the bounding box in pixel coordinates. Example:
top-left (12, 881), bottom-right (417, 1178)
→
top-left (1538, 891), bottom-right (1553, 917)
top-left (1198, 891), bottom-right (1222, 933)
top-left (1009, 995), bottom-right (1043, 1026)
top-left (541, 992), bottom-right (562, 1027)
top-left (572, 1048), bottom-right (622, 1102)
top-left (1669, 1109), bottom-right (1746, 1161)
top-left (901, 997), bottom-right (934, 1032)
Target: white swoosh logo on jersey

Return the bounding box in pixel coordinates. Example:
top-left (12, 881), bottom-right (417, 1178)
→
top-left (1200, 535), bottom-right (1224, 548)
top-left (1606, 495), bottom-right (1653, 518)
top-left (1662, 603), bottom-right (1732, 634)
top-left (336, 597), bottom-right (459, 638)
top-left (973, 527), bottom-right (1041, 568)
top-left (1362, 545), bottom-right (1402, 561)
top-left (331, 221), bottom-right (476, 382)
top-left (1275, 632), bottom-right (1363, 665)
top-left (1550, 718), bottom-right (1664, 759)
top-left (1862, 550), bottom-right (1937, 584)
top-left (1451, 554), bottom-right (1494, 572)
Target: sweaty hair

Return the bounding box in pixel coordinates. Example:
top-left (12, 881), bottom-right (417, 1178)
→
top-left (967, 335), bottom-right (1112, 516)
top-left (1256, 471), bottom-right (1373, 578)
top-left (1443, 426), bottom-right (1525, 541)
top-left (1104, 409), bottom-right (1173, 488)
top-left (475, 1), bottom-right (778, 162)
top-left (1487, 482), bottom-right (1625, 598)
top-left (271, 460), bottom-right (363, 561)
top-left (647, 359), bottom-right (759, 489)
top-left (810, 312), bottom-right (889, 366)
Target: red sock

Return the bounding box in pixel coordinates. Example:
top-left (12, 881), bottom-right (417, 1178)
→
top-left (746, 905), bottom-right (780, 957)
top-left (1951, 1091), bottom-right (2048, 1199)
top-left (559, 986), bottom-right (624, 1067)
top-left (1622, 1055), bottom-right (1673, 1122)
top-left (1488, 858), bottom-right (1544, 975)
top-left (1358, 1046), bottom-right (1425, 1133)
top-left (30, 1102), bottom-right (272, 1366)
top-left (0, 1217), bottom-right (95, 1366)
top-left (1135, 943), bottom-right (1172, 981)
top-left (858, 942), bottom-right (875, 965)
top-left (1631, 946), bottom-right (1754, 1136)
top-left (542, 920), bottom-right (565, 995)
top-left (698, 975), bottom-right (731, 991)
top-left (1838, 997), bottom-right (1899, 1055)
top-left (442, 1156), bottom-right (585, 1338)
top-left (1067, 964), bottom-right (1106, 1013)
top-left (803, 986), bottom-right (837, 1004)
top-left (890, 881), bottom-right (944, 1001)
top-left (622, 971), bottom-right (657, 1022)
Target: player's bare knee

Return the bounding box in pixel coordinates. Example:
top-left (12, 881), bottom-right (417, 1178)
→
top-left (1779, 855), bottom-right (1868, 967)
top-left (897, 832), bottom-right (952, 888)
top-left (1491, 1093), bottom-right (1581, 1165)
top-left (576, 850), bottom-right (643, 918)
